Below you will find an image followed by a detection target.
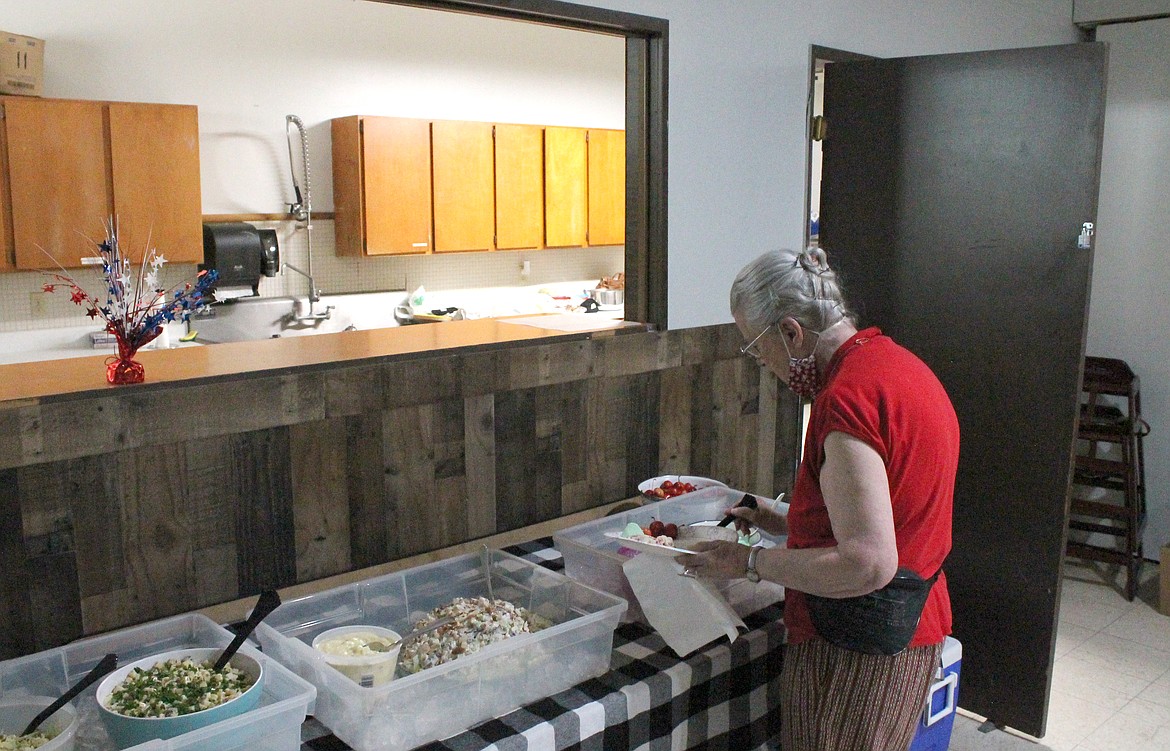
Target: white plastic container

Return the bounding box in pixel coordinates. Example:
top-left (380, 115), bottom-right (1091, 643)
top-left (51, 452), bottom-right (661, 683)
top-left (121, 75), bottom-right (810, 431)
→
top-left (553, 485), bottom-right (786, 623)
top-left (0, 613), bottom-right (315, 751)
top-left (0, 697), bottom-right (78, 751)
top-left (311, 626), bottom-right (401, 688)
top-left (254, 548), bottom-right (627, 751)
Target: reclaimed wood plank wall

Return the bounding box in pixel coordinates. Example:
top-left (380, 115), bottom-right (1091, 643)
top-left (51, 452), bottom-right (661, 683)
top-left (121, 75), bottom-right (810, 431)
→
top-left (0, 324), bottom-right (800, 658)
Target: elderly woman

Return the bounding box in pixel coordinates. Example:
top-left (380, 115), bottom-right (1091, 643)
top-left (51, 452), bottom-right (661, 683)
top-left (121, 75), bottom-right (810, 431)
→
top-left (683, 247), bottom-right (959, 751)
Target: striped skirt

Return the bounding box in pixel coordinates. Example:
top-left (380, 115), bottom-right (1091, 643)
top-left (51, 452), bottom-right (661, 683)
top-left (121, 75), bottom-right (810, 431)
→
top-left (779, 638), bottom-right (943, 751)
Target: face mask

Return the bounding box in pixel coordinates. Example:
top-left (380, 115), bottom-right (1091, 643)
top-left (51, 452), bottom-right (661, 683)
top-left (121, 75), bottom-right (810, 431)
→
top-left (780, 329), bottom-right (823, 399)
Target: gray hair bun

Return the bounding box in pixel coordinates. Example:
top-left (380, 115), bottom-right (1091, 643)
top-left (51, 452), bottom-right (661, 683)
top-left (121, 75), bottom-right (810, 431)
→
top-left (730, 247), bottom-right (855, 332)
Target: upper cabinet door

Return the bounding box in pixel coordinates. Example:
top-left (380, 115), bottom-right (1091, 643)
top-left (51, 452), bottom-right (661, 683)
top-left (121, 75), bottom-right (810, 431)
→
top-left (587, 129), bottom-right (625, 247)
top-left (544, 126), bottom-right (587, 248)
top-left (108, 102), bottom-right (203, 264)
top-left (494, 124), bottom-right (544, 251)
top-left (432, 120), bottom-right (494, 252)
top-left (0, 103), bottom-right (13, 272)
top-left (6, 98), bottom-right (110, 268)
top-left (362, 117), bottom-right (432, 255)
top-left (331, 116), bottom-right (364, 257)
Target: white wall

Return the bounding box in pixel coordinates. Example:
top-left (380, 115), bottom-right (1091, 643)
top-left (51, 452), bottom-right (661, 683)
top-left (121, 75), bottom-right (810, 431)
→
top-left (1089, 18), bottom-right (1170, 560)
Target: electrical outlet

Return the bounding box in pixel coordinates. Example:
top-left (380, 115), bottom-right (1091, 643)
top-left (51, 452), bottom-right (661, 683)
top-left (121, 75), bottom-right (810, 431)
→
top-left (29, 291), bottom-right (47, 316)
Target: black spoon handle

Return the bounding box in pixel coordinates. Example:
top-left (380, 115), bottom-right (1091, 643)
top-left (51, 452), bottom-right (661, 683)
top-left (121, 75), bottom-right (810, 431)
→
top-left (213, 589), bottom-right (281, 671)
top-left (716, 493), bottom-right (759, 527)
top-left (22, 652), bottom-right (118, 736)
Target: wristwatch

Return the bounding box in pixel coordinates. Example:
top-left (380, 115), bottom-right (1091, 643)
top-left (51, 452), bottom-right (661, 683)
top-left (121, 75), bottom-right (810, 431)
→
top-left (745, 546), bottom-right (762, 583)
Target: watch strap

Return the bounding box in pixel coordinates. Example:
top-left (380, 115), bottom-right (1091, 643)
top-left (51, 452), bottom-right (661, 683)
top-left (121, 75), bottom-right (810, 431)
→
top-left (746, 545), bottom-right (761, 582)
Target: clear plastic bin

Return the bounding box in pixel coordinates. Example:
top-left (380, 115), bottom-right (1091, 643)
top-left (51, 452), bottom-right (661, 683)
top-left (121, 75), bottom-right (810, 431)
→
top-left (254, 548), bottom-right (627, 751)
top-left (0, 613), bottom-right (316, 751)
top-left (553, 485), bottom-right (786, 622)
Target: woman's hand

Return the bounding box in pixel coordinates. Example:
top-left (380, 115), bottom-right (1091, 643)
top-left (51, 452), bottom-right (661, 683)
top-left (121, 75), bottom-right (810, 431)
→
top-left (675, 540), bottom-right (751, 580)
top-left (724, 502), bottom-right (787, 537)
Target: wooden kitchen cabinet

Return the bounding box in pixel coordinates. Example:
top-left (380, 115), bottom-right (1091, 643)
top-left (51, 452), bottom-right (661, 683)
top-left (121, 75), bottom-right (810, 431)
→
top-left (544, 126), bottom-right (588, 248)
top-left (1, 96), bottom-right (202, 269)
top-left (494, 124), bottom-right (544, 250)
top-left (0, 117), bottom-right (10, 272)
top-left (5, 98), bottom-right (108, 269)
top-left (432, 120), bottom-right (494, 252)
top-left (107, 102), bottom-right (203, 264)
top-left (332, 116), bottom-right (432, 256)
top-left (331, 116), bottom-right (623, 257)
top-left (587, 128), bottom-right (625, 246)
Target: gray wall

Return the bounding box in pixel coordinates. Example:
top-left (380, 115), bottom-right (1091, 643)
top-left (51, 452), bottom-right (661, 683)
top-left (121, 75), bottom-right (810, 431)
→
top-left (1089, 17), bottom-right (1170, 561)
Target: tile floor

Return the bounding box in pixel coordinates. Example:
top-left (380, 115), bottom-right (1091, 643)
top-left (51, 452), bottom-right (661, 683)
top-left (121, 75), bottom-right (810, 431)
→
top-left (948, 558), bottom-right (1170, 750)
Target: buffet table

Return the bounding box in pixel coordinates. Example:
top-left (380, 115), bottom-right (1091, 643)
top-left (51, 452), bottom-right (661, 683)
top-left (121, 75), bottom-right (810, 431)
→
top-left (298, 538), bottom-right (786, 751)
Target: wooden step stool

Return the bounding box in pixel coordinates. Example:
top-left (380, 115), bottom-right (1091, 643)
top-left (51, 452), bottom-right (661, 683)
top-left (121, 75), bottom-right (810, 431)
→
top-left (1066, 356), bottom-right (1149, 601)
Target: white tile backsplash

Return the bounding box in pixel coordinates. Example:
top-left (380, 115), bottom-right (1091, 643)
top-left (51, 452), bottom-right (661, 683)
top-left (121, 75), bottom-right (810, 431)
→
top-left (0, 218), bottom-right (625, 333)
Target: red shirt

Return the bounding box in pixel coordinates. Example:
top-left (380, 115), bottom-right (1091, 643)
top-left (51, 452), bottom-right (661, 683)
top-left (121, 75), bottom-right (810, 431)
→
top-left (784, 327), bottom-right (959, 647)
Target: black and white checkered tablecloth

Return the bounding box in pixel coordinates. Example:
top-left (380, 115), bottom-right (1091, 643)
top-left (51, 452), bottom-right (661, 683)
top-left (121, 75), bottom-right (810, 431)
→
top-left (300, 537), bottom-right (786, 751)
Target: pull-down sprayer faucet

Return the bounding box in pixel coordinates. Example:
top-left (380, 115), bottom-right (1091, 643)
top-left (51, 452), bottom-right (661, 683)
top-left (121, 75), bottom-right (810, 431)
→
top-left (282, 262), bottom-right (333, 322)
top-left (283, 115), bottom-right (330, 324)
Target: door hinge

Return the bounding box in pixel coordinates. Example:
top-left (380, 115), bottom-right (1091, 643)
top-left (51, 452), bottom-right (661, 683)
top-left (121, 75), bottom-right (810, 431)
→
top-left (1078, 222), bottom-right (1094, 249)
top-left (811, 115), bottom-right (827, 142)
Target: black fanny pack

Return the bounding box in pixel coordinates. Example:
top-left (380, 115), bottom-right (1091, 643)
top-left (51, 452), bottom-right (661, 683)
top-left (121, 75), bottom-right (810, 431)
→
top-left (805, 566), bottom-right (941, 656)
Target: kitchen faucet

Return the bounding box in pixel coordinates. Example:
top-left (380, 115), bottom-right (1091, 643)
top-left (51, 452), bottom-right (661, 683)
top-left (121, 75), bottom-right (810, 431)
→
top-left (282, 262), bottom-right (333, 323)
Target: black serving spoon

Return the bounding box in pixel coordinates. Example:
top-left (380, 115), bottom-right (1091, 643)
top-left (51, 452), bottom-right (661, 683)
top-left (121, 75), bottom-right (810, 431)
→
top-left (213, 589), bottom-right (282, 671)
top-left (716, 493), bottom-right (759, 528)
top-left (22, 652), bottom-right (118, 736)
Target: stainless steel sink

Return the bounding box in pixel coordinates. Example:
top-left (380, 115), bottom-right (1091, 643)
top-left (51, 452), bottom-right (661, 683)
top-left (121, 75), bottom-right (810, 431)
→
top-left (189, 291), bottom-right (403, 343)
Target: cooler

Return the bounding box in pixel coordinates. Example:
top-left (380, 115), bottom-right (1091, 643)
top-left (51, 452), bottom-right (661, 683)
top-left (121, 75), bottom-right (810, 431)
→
top-left (910, 636), bottom-right (962, 751)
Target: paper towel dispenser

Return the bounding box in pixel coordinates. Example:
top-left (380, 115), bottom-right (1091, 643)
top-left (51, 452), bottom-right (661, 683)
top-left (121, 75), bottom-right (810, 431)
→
top-left (201, 222), bottom-right (279, 298)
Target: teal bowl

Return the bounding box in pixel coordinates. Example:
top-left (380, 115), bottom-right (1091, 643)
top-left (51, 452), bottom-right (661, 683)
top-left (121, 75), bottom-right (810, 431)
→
top-left (95, 648), bottom-right (263, 749)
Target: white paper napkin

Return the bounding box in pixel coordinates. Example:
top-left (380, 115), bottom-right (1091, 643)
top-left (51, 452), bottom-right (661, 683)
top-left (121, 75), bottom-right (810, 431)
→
top-left (622, 552), bottom-right (746, 657)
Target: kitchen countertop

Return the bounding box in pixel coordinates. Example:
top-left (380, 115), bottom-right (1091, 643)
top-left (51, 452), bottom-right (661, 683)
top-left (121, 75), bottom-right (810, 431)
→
top-left (0, 316), bottom-right (647, 404)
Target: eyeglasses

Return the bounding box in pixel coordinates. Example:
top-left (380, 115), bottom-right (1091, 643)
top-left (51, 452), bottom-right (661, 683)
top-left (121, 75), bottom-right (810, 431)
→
top-left (739, 324), bottom-right (772, 362)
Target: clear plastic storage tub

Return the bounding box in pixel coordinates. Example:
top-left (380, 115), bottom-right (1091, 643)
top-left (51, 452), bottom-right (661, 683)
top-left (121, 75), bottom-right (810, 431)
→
top-left (254, 548), bottom-right (627, 751)
top-left (0, 613), bottom-right (316, 751)
top-left (553, 485), bottom-right (786, 622)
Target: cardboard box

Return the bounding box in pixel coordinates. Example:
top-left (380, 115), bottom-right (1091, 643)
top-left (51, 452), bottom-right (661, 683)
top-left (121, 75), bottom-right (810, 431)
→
top-left (0, 31), bottom-right (44, 96)
top-left (1160, 544), bottom-right (1170, 616)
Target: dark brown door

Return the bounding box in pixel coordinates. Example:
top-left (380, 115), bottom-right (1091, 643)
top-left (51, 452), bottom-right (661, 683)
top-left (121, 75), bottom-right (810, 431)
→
top-left (820, 43), bottom-right (1107, 738)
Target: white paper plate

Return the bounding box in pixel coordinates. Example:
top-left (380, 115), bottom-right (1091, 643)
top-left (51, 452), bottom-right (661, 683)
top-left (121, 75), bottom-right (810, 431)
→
top-left (687, 520), bottom-right (763, 546)
top-left (604, 531), bottom-right (696, 556)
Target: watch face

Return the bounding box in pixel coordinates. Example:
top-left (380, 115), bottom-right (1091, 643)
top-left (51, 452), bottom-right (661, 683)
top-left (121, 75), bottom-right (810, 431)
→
top-left (747, 570), bottom-right (760, 583)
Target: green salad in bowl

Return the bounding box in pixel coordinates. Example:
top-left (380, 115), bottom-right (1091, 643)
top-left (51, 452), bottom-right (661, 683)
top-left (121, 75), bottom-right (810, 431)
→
top-left (96, 648), bottom-right (263, 749)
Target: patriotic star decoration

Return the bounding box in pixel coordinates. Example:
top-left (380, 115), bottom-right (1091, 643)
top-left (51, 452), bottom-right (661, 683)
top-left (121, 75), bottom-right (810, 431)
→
top-left (40, 223), bottom-right (218, 354)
